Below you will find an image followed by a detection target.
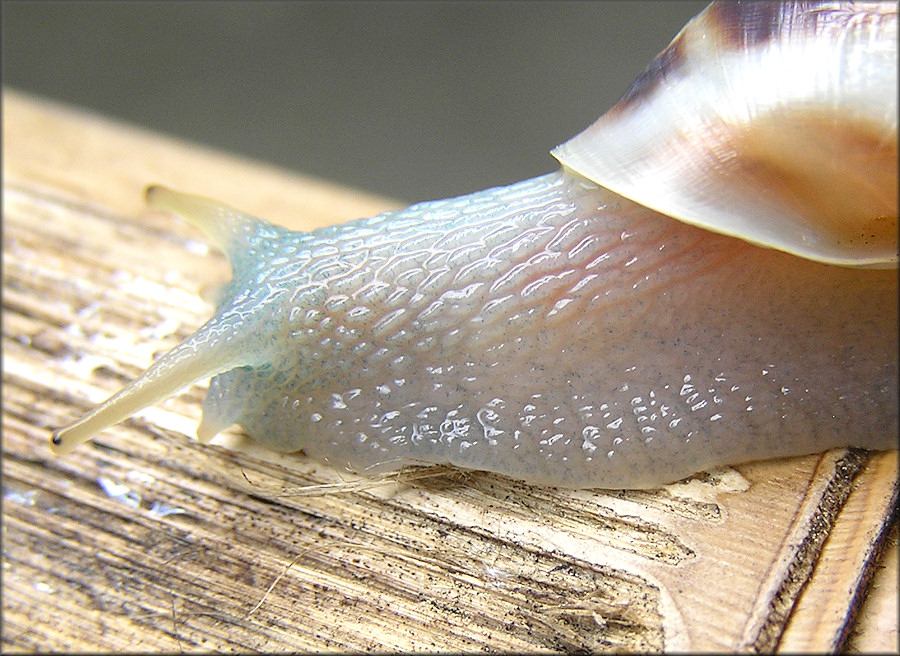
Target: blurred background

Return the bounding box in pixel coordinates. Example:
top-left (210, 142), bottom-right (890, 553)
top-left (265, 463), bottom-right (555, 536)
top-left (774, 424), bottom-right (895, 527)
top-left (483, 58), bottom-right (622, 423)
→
top-left (3, 1), bottom-right (708, 203)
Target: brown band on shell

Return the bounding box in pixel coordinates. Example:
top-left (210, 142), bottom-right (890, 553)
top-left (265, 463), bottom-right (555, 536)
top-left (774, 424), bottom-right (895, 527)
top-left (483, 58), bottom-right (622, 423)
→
top-left (607, 1), bottom-right (897, 118)
top-left (707, 1), bottom-right (800, 48)
top-left (710, 1), bottom-right (895, 48)
top-left (606, 40), bottom-right (685, 118)
top-left (609, 2), bottom-right (798, 116)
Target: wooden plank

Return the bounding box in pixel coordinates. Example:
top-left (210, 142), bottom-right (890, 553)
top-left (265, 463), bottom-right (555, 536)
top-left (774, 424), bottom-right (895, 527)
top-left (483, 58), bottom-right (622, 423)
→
top-left (777, 453), bottom-right (898, 652)
top-left (3, 89), bottom-right (897, 652)
top-left (845, 524), bottom-right (899, 653)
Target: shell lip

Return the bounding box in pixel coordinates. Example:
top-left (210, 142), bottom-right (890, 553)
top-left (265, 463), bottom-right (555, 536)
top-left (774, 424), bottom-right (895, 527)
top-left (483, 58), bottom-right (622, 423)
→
top-left (556, 162), bottom-right (899, 269)
top-left (557, 162), bottom-right (899, 269)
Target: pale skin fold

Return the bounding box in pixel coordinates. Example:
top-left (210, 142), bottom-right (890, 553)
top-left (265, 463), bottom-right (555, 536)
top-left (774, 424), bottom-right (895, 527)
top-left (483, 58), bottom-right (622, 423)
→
top-left (51, 171), bottom-right (897, 488)
top-left (51, 1), bottom-right (898, 488)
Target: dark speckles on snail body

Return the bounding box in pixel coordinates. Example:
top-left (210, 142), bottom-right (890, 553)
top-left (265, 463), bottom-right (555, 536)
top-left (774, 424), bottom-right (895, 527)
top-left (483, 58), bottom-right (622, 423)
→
top-left (51, 1), bottom-right (898, 489)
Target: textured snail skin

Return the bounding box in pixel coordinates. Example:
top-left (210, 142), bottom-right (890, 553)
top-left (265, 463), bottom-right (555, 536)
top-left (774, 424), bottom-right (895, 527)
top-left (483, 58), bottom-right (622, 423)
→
top-left (51, 172), bottom-right (897, 488)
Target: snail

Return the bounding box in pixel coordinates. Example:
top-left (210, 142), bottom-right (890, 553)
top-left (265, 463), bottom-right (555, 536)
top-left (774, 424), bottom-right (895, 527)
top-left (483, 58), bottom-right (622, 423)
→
top-left (52, 1), bottom-right (897, 489)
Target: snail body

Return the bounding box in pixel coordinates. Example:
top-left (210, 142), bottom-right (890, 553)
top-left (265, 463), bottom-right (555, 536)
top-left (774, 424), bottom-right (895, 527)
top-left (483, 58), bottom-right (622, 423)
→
top-left (52, 1), bottom-right (898, 489)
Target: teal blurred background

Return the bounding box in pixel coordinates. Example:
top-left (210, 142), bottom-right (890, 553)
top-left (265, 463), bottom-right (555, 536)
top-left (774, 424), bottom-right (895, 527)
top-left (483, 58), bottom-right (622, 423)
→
top-left (3, 1), bottom-right (707, 203)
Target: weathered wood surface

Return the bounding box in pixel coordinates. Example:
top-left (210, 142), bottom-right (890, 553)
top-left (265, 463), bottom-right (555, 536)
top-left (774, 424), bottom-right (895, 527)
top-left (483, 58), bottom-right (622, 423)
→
top-left (3, 89), bottom-right (897, 653)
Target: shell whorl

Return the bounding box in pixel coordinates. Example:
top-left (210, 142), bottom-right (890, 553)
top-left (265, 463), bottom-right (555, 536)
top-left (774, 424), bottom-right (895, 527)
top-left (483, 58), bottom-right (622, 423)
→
top-left (553, 1), bottom-right (898, 267)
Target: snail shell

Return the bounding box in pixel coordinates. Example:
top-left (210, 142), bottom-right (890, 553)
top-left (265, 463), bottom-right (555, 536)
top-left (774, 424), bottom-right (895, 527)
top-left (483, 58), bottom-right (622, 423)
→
top-left (555, 0), bottom-right (898, 267)
top-left (52, 1), bottom-right (898, 489)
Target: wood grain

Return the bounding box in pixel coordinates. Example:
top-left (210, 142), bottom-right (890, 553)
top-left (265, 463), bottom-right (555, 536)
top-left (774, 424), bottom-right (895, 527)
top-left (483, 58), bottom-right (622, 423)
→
top-left (3, 89), bottom-right (897, 653)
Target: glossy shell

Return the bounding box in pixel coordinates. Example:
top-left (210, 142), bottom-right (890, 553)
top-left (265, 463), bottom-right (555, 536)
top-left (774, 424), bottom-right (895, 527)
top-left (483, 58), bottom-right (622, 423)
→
top-left (553, 1), bottom-right (898, 266)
